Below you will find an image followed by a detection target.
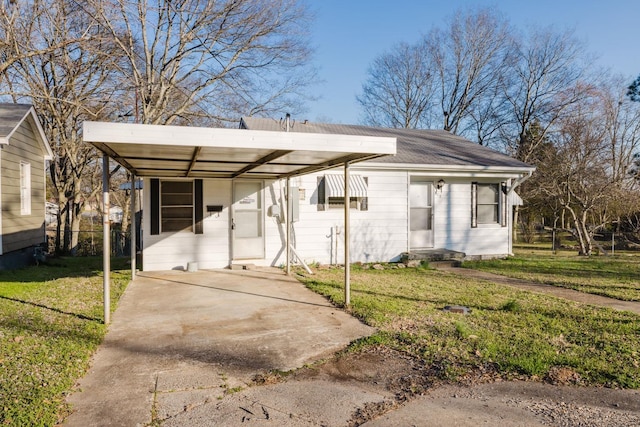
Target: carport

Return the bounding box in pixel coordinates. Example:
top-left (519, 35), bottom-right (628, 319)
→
top-left (82, 120), bottom-right (396, 323)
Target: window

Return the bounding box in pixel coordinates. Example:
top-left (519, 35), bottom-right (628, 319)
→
top-left (20, 162), bottom-right (31, 215)
top-left (161, 181), bottom-right (193, 232)
top-left (471, 182), bottom-right (507, 227)
top-left (150, 179), bottom-right (203, 235)
top-left (317, 174), bottom-right (368, 211)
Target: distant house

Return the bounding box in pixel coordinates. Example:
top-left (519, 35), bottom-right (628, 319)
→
top-left (83, 118), bottom-right (534, 271)
top-left (0, 104), bottom-right (53, 269)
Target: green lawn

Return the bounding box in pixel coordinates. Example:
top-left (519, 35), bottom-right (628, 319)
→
top-left (463, 247), bottom-right (640, 301)
top-left (0, 257), bottom-right (130, 427)
top-left (297, 261), bottom-right (640, 389)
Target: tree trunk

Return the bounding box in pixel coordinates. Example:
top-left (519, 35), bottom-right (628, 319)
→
top-left (70, 204), bottom-right (82, 256)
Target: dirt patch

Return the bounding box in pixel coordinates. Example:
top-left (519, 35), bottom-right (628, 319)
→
top-left (272, 346), bottom-right (640, 426)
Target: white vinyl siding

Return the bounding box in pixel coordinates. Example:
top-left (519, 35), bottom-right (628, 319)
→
top-left (1, 118), bottom-right (47, 254)
top-left (141, 172), bottom-right (516, 271)
top-left (143, 179), bottom-right (230, 271)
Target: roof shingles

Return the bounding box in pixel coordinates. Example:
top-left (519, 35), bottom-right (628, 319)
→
top-left (240, 117), bottom-right (533, 170)
top-left (0, 103), bottom-right (32, 138)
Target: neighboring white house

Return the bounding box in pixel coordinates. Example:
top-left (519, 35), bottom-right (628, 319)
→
top-left (0, 104), bottom-right (53, 269)
top-left (83, 118), bottom-right (533, 272)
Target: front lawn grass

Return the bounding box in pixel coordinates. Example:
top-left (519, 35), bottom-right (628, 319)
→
top-left (0, 257), bottom-right (130, 426)
top-left (463, 247), bottom-right (640, 301)
top-left (297, 263), bottom-right (640, 389)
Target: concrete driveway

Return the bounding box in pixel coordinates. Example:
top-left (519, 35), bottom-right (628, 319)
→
top-left (63, 268), bottom-right (374, 426)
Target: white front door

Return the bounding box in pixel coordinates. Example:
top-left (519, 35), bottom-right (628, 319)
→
top-left (232, 181), bottom-right (264, 260)
top-left (409, 179), bottom-right (434, 249)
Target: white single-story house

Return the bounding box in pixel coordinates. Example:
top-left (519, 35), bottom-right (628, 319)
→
top-left (84, 117), bottom-right (533, 272)
top-left (0, 104), bottom-right (53, 269)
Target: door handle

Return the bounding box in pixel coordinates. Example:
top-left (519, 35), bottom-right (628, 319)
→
top-left (231, 219), bottom-right (236, 230)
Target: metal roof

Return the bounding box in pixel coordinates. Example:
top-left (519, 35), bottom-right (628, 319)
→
top-left (240, 117), bottom-right (534, 172)
top-left (83, 121), bottom-right (396, 179)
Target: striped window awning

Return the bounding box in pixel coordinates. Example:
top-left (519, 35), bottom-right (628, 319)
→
top-left (325, 174), bottom-right (368, 198)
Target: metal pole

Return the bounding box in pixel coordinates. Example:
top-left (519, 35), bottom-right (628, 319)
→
top-left (286, 178), bottom-right (291, 275)
top-left (344, 162), bottom-right (350, 306)
top-left (612, 232), bottom-right (615, 256)
top-left (102, 155), bottom-right (111, 325)
top-left (130, 174), bottom-right (136, 280)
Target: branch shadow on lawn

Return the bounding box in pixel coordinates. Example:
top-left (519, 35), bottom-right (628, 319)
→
top-left (0, 294), bottom-right (102, 323)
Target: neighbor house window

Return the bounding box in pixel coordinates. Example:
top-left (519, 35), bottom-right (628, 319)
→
top-left (150, 179), bottom-right (203, 235)
top-left (317, 174), bottom-right (368, 211)
top-left (471, 182), bottom-right (507, 227)
top-left (20, 162), bottom-right (31, 215)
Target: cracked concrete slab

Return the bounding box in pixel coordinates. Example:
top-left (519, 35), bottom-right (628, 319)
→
top-left (63, 268), bottom-right (375, 426)
top-left (161, 379), bottom-right (391, 427)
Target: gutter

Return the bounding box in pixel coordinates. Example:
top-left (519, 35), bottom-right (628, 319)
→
top-left (508, 169), bottom-right (534, 195)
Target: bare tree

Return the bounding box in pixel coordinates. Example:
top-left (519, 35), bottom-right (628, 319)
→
top-left (0, 0), bottom-right (86, 76)
top-left (90, 0), bottom-right (316, 125)
top-left (534, 93), bottom-right (626, 255)
top-left (0, 0), bottom-right (126, 254)
top-left (424, 7), bottom-right (513, 135)
top-left (357, 41), bottom-right (434, 129)
top-left (501, 27), bottom-right (589, 163)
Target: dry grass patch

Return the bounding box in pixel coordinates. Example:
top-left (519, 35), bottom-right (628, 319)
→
top-left (297, 264), bottom-right (640, 389)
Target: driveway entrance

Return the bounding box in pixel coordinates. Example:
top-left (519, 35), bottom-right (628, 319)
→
top-left (64, 268), bottom-right (374, 426)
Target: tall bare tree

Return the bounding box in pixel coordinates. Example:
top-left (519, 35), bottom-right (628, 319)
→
top-left (0, 0), bottom-right (127, 254)
top-left (90, 0), bottom-right (316, 125)
top-left (501, 27), bottom-right (588, 163)
top-left (425, 7), bottom-right (513, 135)
top-left (357, 41), bottom-right (434, 129)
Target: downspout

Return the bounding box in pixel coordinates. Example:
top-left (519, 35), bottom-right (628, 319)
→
top-left (507, 170), bottom-right (534, 255)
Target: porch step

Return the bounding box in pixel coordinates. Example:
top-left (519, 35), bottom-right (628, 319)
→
top-left (429, 260), bottom-right (462, 269)
top-left (229, 263), bottom-right (255, 271)
top-left (401, 249), bottom-right (465, 264)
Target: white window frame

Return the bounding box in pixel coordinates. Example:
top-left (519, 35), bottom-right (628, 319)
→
top-left (20, 161), bottom-right (31, 215)
top-left (472, 182), bottom-right (507, 228)
top-left (477, 183), bottom-right (499, 224)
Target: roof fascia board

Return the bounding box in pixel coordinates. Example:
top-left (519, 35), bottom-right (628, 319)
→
top-left (358, 162), bottom-right (535, 175)
top-left (83, 121), bottom-right (396, 156)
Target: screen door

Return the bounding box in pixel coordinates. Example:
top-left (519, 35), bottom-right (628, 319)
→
top-left (409, 180), bottom-right (434, 249)
top-left (232, 181), bottom-right (264, 259)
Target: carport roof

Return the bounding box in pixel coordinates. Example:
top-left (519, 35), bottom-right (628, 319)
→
top-left (83, 121), bottom-right (396, 179)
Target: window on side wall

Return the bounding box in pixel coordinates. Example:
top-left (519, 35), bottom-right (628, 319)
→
top-left (20, 162), bottom-right (31, 215)
top-left (317, 174), bottom-right (368, 211)
top-left (471, 182), bottom-right (507, 227)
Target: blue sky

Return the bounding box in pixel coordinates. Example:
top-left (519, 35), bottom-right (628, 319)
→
top-left (304, 0), bottom-right (640, 124)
